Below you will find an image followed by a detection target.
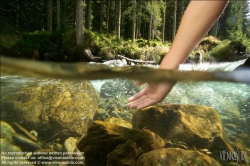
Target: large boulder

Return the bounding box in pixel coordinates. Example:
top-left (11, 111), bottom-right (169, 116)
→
top-left (77, 120), bottom-right (165, 166)
top-left (132, 104), bottom-right (248, 165)
top-left (132, 104), bottom-right (224, 148)
top-left (107, 139), bottom-right (138, 166)
top-left (1, 78), bottom-right (99, 140)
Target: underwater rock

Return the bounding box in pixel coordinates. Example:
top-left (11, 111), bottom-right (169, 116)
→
top-left (105, 117), bottom-right (132, 128)
top-left (77, 120), bottom-right (165, 166)
top-left (100, 79), bottom-right (139, 99)
top-left (132, 104), bottom-right (224, 148)
top-left (164, 82), bottom-right (247, 130)
top-left (30, 130), bottom-right (38, 138)
top-left (135, 148), bottom-right (221, 166)
top-left (107, 139), bottom-right (138, 166)
top-left (0, 120), bottom-right (16, 142)
top-left (64, 137), bottom-right (78, 157)
top-left (0, 138), bottom-right (34, 166)
top-left (110, 110), bottom-right (133, 123)
top-left (53, 143), bottom-right (64, 152)
top-left (98, 79), bottom-right (141, 123)
top-left (132, 104), bottom-right (247, 166)
top-left (1, 79), bottom-right (99, 140)
top-left (99, 98), bottom-right (133, 122)
top-left (99, 79), bottom-right (140, 108)
top-left (209, 136), bottom-right (248, 166)
top-left (12, 133), bottom-right (42, 151)
top-left (93, 108), bottom-right (110, 121)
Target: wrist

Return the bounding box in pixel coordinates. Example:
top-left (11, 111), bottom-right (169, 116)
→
top-left (159, 53), bottom-right (183, 70)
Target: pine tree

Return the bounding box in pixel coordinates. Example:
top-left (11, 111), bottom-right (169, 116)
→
top-left (75, 0), bottom-right (84, 45)
top-left (219, 0), bottom-right (244, 39)
top-left (47, 0), bottom-right (53, 33)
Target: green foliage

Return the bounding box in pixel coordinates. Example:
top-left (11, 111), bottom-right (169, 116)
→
top-left (83, 29), bottom-right (168, 61)
top-left (209, 40), bottom-right (234, 61)
top-left (1, 31), bottom-right (63, 60)
top-left (1, 27), bottom-right (171, 62)
top-left (228, 30), bottom-right (250, 48)
top-left (146, 0), bottom-right (165, 33)
top-left (62, 29), bottom-right (77, 61)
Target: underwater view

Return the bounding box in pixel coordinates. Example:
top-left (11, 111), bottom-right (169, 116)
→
top-left (0, 57), bottom-right (250, 166)
top-left (1, 0), bottom-right (250, 165)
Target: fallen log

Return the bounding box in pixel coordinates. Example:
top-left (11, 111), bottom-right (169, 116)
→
top-left (116, 54), bottom-right (158, 65)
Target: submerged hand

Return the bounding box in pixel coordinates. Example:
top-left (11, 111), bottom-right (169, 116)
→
top-left (127, 82), bottom-right (175, 110)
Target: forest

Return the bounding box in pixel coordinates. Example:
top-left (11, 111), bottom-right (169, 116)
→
top-left (1, 0), bottom-right (250, 62)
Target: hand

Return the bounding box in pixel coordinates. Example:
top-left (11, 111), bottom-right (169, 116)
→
top-left (127, 81), bottom-right (175, 110)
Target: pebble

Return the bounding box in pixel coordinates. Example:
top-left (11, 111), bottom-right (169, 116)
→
top-left (64, 137), bottom-right (77, 157)
top-left (30, 130), bottom-right (38, 138)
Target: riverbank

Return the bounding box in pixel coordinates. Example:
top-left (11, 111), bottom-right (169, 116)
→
top-left (1, 29), bottom-right (249, 63)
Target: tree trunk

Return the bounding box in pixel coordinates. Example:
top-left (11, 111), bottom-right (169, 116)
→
top-left (40, 1), bottom-right (44, 30)
top-left (117, 0), bottom-right (121, 38)
top-left (99, 1), bottom-right (103, 32)
top-left (106, 0), bottom-right (110, 33)
top-left (162, 1), bottom-right (166, 43)
top-left (180, 0), bottom-right (184, 17)
top-left (47, 0), bottom-right (53, 33)
top-left (132, 0), bottom-right (136, 43)
top-left (148, 0), bottom-right (153, 42)
top-left (212, 20), bottom-right (219, 37)
top-left (75, 0), bottom-right (84, 46)
top-left (57, 0), bottom-right (61, 30)
top-left (172, 0), bottom-right (177, 40)
top-left (148, 14), bottom-right (152, 42)
top-left (152, 15), bottom-right (155, 40)
top-left (86, 0), bottom-right (92, 30)
top-left (136, 1), bottom-right (142, 39)
top-left (114, 1), bottom-right (117, 33)
top-left (62, 0), bottom-right (67, 27)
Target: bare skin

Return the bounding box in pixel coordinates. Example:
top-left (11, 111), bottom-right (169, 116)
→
top-left (127, 0), bottom-right (229, 110)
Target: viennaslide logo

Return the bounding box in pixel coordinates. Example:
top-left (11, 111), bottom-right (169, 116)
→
top-left (219, 147), bottom-right (249, 165)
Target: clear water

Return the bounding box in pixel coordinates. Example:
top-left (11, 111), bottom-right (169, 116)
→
top-left (0, 57), bottom-right (250, 165)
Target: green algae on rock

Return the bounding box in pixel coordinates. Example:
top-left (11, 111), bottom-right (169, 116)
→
top-left (1, 79), bottom-right (99, 140)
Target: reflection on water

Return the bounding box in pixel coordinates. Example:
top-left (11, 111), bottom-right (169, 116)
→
top-left (0, 57), bottom-right (250, 165)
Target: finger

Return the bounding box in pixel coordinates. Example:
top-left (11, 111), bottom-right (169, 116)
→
top-left (128, 94), bottom-right (148, 108)
top-left (137, 98), bottom-right (158, 110)
top-left (134, 81), bottom-right (145, 86)
top-left (127, 89), bottom-right (147, 102)
top-left (136, 100), bottom-right (157, 110)
top-left (128, 95), bottom-right (157, 110)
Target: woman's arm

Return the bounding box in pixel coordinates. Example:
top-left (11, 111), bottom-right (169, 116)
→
top-left (160, 0), bottom-right (228, 70)
top-left (128, 0), bottom-right (228, 110)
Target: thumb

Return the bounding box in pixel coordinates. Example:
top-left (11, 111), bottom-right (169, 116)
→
top-left (134, 81), bottom-right (145, 86)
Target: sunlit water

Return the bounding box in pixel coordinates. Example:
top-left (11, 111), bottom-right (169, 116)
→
top-left (0, 57), bottom-right (250, 165)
